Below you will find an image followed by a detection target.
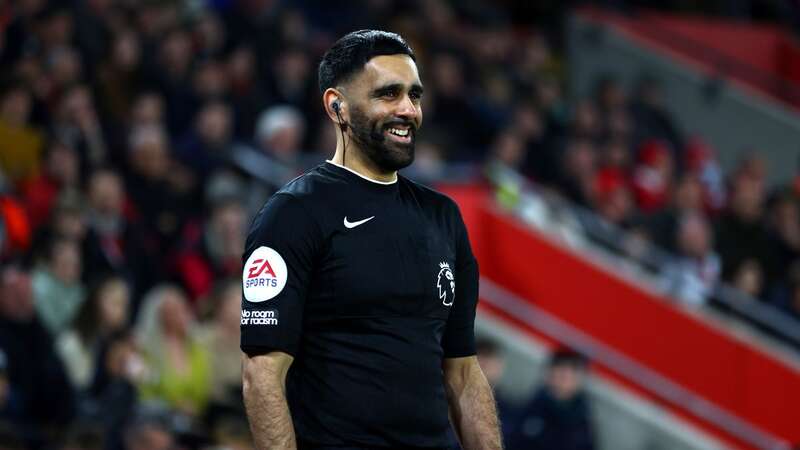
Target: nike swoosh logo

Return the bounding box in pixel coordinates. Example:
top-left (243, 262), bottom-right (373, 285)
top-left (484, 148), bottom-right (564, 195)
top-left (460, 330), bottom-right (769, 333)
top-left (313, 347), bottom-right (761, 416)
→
top-left (343, 216), bottom-right (375, 229)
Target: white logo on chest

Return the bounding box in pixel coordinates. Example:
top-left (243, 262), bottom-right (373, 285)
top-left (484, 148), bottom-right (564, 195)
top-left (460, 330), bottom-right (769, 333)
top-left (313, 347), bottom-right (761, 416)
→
top-left (343, 216), bottom-right (375, 229)
top-left (437, 262), bottom-right (455, 306)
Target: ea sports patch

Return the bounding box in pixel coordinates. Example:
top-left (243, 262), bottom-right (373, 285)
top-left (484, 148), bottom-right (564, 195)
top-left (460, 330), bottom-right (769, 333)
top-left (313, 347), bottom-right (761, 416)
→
top-left (243, 246), bottom-right (287, 302)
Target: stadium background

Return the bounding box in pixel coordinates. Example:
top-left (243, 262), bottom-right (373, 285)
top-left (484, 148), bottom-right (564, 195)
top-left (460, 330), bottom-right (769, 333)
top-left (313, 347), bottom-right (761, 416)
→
top-left (1, 0), bottom-right (799, 449)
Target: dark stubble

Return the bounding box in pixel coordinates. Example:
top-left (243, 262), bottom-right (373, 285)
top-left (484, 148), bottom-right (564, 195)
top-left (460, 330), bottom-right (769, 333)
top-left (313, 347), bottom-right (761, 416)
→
top-left (348, 104), bottom-right (416, 172)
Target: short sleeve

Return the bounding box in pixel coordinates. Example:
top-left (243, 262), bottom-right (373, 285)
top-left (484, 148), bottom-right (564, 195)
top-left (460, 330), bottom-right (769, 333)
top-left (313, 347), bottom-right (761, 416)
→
top-left (240, 193), bottom-right (321, 357)
top-left (441, 203), bottom-right (479, 358)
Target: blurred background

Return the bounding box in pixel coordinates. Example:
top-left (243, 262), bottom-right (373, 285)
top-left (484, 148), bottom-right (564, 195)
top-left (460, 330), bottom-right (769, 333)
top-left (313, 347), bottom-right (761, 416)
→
top-left (1, 0), bottom-right (800, 449)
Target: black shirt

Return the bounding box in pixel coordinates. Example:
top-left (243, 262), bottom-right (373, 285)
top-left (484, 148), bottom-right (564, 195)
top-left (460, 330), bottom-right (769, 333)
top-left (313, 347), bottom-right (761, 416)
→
top-left (240, 161), bottom-right (479, 449)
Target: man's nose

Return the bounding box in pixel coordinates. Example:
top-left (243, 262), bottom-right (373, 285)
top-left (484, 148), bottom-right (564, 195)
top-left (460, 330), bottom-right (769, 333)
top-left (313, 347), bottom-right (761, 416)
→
top-left (395, 94), bottom-right (419, 121)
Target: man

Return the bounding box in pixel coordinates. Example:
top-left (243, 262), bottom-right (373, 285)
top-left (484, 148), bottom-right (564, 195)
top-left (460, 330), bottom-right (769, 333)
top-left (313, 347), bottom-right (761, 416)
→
top-left (510, 350), bottom-right (594, 450)
top-left (240, 30), bottom-right (502, 450)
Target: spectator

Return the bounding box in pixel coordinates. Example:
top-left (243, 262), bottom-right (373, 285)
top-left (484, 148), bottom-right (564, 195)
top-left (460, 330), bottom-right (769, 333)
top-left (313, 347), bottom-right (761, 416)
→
top-left (253, 104), bottom-right (306, 165)
top-left (51, 84), bottom-right (109, 171)
top-left (176, 101), bottom-right (235, 179)
top-left (173, 198), bottom-right (246, 302)
top-left (714, 171), bottom-right (774, 297)
top-left (683, 136), bottom-right (725, 213)
top-left (0, 82), bottom-right (43, 185)
top-left (82, 168), bottom-right (154, 301)
top-left (631, 139), bottom-right (674, 213)
top-left (31, 237), bottom-right (86, 336)
top-left (56, 275), bottom-right (130, 391)
top-left (226, 44), bottom-right (268, 139)
top-left (125, 125), bottom-right (192, 257)
top-left (135, 284), bottom-right (211, 418)
top-left (21, 140), bottom-right (80, 231)
top-left (646, 174), bottom-right (705, 251)
top-left (0, 264), bottom-right (75, 446)
top-left (87, 330), bottom-right (145, 449)
top-left (510, 349), bottom-right (595, 450)
top-left (593, 168), bottom-right (634, 228)
top-left (198, 280), bottom-right (244, 422)
top-left (95, 29), bottom-right (145, 126)
top-left (661, 212), bottom-right (721, 307)
top-left (558, 139), bottom-right (597, 207)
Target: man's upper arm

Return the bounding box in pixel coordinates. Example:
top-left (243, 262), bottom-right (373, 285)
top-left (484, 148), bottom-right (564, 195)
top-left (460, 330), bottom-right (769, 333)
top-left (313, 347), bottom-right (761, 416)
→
top-left (441, 202), bottom-right (479, 358)
top-left (240, 193), bottom-right (322, 357)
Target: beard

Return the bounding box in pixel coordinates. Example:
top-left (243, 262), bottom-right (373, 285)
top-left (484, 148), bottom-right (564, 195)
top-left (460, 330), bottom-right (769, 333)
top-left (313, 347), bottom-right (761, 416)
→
top-left (347, 105), bottom-right (416, 173)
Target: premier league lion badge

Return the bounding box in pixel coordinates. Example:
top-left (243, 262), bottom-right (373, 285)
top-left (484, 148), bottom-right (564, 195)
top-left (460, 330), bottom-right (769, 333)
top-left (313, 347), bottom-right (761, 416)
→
top-left (437, 262), bottom-right (455, 306)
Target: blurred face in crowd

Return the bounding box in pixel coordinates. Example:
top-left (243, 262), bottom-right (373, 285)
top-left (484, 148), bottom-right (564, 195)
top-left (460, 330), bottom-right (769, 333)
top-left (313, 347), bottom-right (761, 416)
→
top-left (61, 85), bottom-right (97, 128)
top-left (573, 100), bottom-right (599, 138)
top-left (730, 175), bottom-right (764, 222)
top-left (0, 87), bottom-right (32, 127)
top-left (275, 48), bottom-right (311, 86)
top-left (112, 31), bottom-right (141, 71)
top-left (770, 195), bottom-right (800, 243)
top-left (0, 266), bottom-right (34, 322)
top-left (49, 239), bottom-right (82, 284)
top-left (673, 175), bottom-right (703, 211)
top-left (339, 54), bottom-right (423, 173)
top-left (733, 259), bottom-right (763, 297)
top-left (49, 47), bottom-right (83, 87)
top-left (601, 139), bottom-right (631, 170)
top-left (194, 12), bottom-right (225, 54)
top-left (196, 102), bottom-right (232, 148)
top-left (193, 60), bottom-right (229, 99)
top-left (159, 288), bottom-right (192, 338)
top-left (210, 202), bottom-right (246, 258)
top-left (491, 131), bottom-right (526, 169)
top-left (228, 46), bottom-right (256, 86)
top-left (431, 53), bottom-right (464, 97)
top-left (217, 283), bottom-right (242, 334)
top-left (548, 361), bottom-right (584, 401)
top-left (131, 93), bottom-right (164, 126)
top-left (98, 278), bottom-right (130, 333)
top-left (46, 142), bottom-right (79, 185)
top-left (129, 127), bottom-right (170, 180)
top-left (53, 205), bottom-right (86, 240)
top-left (677, 213), bottom-right (712, 259)
top-left (160, 29), bottom-right (192, 77)
top-left (88, 171), bottom-right (124, 217)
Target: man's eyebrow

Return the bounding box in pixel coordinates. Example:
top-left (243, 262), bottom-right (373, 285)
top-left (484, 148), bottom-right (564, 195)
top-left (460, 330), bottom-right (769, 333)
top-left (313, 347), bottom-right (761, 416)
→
top-left (371, 83), bottom-right (425, 96)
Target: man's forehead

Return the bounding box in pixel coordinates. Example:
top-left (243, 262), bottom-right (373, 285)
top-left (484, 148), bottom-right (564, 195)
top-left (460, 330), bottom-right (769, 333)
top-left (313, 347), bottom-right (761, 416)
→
top-left (352, 54), bottom-right (421, 89)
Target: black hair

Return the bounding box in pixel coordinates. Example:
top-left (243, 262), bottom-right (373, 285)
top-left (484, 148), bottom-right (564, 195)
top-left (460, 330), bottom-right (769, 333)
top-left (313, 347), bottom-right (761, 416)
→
top-left (318, 29), bottom-right (415, 93)
top-left (548, 348), bottom-right (587, 368)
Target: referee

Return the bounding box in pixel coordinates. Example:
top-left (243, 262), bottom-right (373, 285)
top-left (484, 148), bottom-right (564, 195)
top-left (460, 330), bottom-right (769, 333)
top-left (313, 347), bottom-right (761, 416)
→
top-left (241, 30), bottom-right (502, 450)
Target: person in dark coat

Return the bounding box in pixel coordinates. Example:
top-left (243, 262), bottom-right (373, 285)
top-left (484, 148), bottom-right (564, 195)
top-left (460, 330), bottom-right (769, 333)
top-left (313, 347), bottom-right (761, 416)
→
top-left (509, 349), bottom-right (595, 450)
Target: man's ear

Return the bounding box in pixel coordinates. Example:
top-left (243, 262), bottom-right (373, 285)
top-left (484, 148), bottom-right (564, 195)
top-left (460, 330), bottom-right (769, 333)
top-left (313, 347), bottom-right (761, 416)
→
top-left (323, 88), bottom-right (346, 125)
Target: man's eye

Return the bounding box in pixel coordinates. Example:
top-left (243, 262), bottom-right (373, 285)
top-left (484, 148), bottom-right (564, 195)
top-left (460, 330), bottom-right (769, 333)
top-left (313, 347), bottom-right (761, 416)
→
top-left (409, 91), bottom-right (422, 100)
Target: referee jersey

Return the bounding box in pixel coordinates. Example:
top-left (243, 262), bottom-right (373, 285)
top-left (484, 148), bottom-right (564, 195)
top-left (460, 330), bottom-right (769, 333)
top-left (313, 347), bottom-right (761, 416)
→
top-left (240, 160), bottom-right (479, 449)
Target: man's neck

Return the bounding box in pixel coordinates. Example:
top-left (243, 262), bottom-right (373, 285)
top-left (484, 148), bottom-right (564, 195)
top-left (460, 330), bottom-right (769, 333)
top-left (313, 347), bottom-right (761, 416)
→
top-left (330, 146), bottom-right (397, 183)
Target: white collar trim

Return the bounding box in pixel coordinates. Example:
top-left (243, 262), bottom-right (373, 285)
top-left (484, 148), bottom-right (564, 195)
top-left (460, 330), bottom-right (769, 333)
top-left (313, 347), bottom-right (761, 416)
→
top-left (325, 160), bottom-right (398, 185)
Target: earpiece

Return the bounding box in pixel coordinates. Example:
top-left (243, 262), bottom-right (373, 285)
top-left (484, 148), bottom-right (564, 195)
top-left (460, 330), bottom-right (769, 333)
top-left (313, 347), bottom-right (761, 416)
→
top-left (332, 100), bottom-right (341, 113)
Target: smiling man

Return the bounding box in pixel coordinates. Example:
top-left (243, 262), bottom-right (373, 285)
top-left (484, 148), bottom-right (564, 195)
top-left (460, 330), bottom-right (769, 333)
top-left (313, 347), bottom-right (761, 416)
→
top-left (240, 30), bottom-right (502, 450)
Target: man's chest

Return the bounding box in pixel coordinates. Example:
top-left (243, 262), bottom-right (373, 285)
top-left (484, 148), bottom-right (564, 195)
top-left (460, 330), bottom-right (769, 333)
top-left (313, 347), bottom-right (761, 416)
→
top-left (308, 199), bottom-right (457, 318)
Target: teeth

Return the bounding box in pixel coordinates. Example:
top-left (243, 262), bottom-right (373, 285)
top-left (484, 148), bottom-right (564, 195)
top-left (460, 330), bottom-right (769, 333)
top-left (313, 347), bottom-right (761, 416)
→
top-left (388, 128), bottom-right (409, 137)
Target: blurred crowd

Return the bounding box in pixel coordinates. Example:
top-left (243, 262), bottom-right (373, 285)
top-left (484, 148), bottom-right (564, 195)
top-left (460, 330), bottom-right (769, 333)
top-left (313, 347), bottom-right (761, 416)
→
top-left (0, 0), bottom-right (798, 449)
top-left (490, 70), bottom-right (800, 326)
